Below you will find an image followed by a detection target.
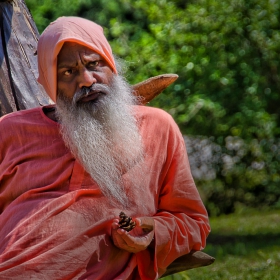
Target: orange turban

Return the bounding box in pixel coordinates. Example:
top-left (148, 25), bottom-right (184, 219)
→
top-left (37, 16), bottom-right (117, 102)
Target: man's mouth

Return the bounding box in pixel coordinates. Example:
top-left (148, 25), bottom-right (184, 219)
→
top-left (73, 84), bottom-right (110, 104)
top-left (78, 91), bottom-right (103, 103)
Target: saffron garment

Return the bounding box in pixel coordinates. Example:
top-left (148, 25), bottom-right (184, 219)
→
top-left (0, 105), bottom-right (210, 279)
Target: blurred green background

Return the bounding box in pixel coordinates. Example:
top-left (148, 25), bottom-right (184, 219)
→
top-left (24, 0), bottom-right (280, 278)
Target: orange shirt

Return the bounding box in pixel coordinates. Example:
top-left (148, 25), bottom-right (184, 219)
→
top-left (0, 105), bottom-right (210, 279)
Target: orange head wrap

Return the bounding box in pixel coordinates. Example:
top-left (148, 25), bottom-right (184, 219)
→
top-left (37, 16), bottom-right (117, 102)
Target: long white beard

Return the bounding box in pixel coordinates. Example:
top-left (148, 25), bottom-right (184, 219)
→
top-left (55, 75), bottom-right (144, 207)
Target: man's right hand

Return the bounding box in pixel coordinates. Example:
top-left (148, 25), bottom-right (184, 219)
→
top-left (111, 217), bottom-right (155, 253)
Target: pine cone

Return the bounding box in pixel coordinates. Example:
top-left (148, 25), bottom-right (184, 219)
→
top-left (118, 211), bottom-right (136, 232)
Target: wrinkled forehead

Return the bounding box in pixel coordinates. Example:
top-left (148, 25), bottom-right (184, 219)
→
top-left (57, 42), bottom-right (101, 64)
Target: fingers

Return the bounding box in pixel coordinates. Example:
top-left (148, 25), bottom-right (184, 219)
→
top-left (112, 220), bottom-right (133, 236)
top-left (111, 217), bottom-right (155, 253)
top-left (111, 227), bottom-right (142, 253)
top-left (113, 216), bottom-right (154, 232)
top-left (112, 219), bottom-right (120, 230)
top-left (113, 230), bottom-right (153, 253)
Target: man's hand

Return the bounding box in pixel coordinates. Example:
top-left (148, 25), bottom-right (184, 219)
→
top-left (111, 216), bottom-right (155, 253)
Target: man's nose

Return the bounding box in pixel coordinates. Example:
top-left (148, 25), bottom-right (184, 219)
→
top-left (78, 68), bottom-right (97, 88)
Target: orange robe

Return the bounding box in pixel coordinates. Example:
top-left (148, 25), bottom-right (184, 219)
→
top-left (0, 105), bottom-right (210, 279)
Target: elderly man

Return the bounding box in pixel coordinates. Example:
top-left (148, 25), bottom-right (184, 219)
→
top-left (0, 17), bottom-right (210, 279)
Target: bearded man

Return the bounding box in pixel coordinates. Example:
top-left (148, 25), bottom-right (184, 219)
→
top-left (0, 17), bottom-right (210, 279)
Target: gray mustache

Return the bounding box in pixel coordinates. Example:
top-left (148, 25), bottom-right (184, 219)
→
top-left (73, 84), bottom-right (110, 104)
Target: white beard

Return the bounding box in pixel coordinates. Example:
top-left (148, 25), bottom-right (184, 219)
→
top-left (55, 75), bottom-right (144, 207)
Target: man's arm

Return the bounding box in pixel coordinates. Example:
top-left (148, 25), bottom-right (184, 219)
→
top-left (151, 130), bottom-right (210, 276)
top-left (111, 114), bottom-right (210, 278)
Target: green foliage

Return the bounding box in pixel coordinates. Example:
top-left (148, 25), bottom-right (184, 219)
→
top-left (25, 0), bottom-right (88, 32)
top-left (196, 136), bottom-right (280, 215)
top-left (25, 0), bottom-right (280, 215)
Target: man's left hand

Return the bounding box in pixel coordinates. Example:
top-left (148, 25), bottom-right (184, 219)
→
top-left (111, 217), bottom-right (155, 253)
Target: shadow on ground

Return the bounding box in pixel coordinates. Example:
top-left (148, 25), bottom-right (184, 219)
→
top-left (205, 232), bottom-right (280, 258)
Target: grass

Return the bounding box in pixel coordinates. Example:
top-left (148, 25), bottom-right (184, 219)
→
top-left (161, 210), bottom-right (280, 280)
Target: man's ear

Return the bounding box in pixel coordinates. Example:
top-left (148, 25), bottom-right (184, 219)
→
top-left (132, 74), bottom-right (178, 105)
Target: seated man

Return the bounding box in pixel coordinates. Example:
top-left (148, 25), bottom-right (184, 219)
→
top-left (0, 17), bottom-right (210, 279)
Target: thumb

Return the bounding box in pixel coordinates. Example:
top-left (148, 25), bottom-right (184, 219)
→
top-left (135, 217), bottom-right (154, 232)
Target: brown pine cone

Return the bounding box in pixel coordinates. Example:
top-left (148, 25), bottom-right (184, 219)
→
top-left (118, 211), bottom-right (136, 232)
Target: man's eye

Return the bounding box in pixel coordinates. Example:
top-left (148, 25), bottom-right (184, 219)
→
top-left (88, 61), bottom-right (99, 67)
top-left (64, 69), bottom-right (73, 76)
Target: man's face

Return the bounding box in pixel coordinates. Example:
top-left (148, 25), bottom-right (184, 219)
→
top-left (57, 42), bottom-right (114, 101)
